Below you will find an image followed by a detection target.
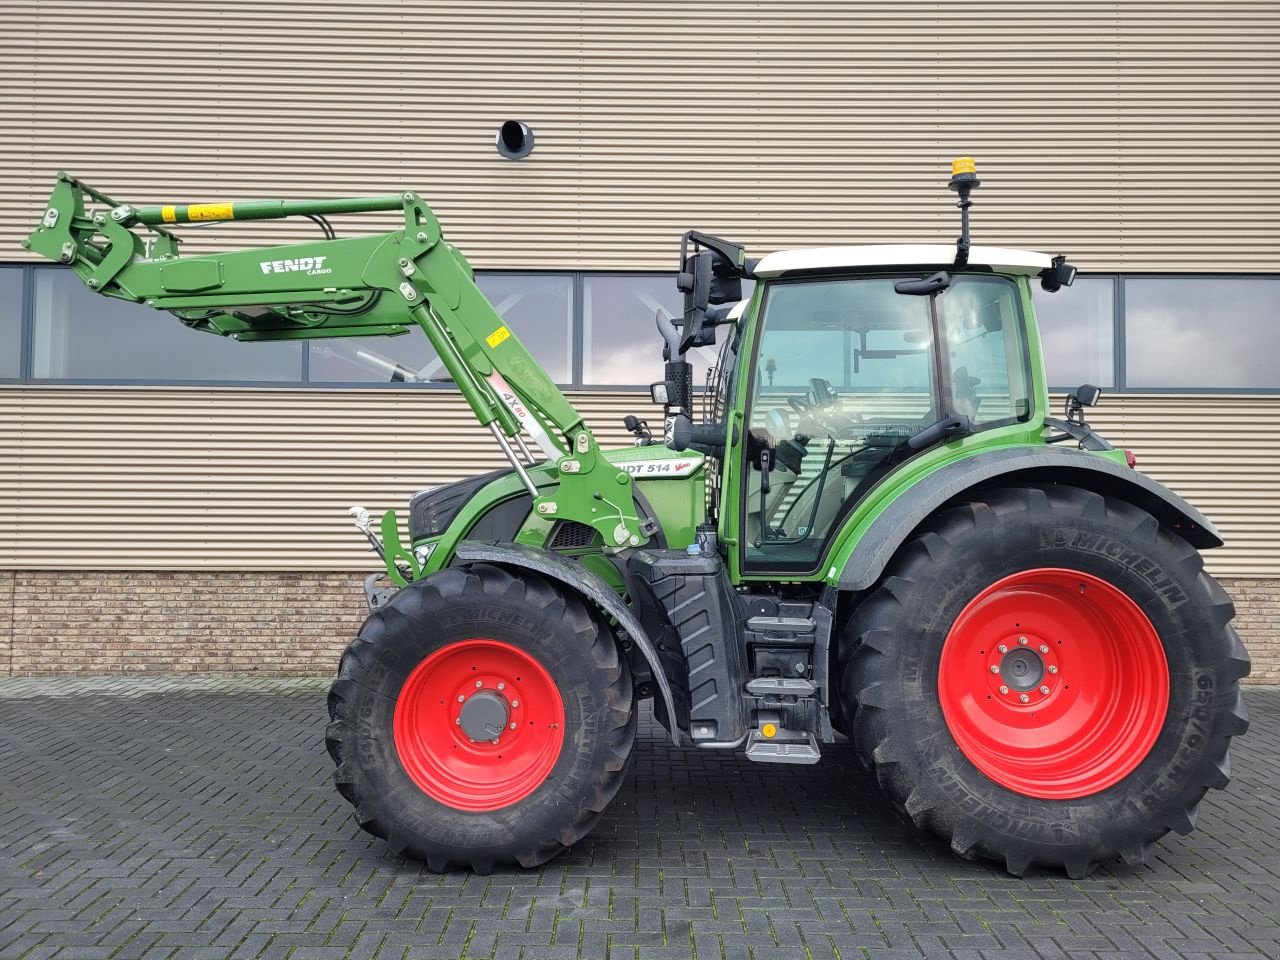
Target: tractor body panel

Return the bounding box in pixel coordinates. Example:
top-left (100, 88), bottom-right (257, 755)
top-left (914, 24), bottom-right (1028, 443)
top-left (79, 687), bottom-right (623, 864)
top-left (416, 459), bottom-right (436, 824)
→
top-left (412, 446), bottom-right (706, 576)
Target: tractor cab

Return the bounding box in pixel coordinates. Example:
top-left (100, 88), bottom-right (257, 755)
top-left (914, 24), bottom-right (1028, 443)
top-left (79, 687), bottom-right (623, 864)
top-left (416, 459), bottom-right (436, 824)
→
top-left (734, 245), bottom-right (1047, 572)
top-left (661, 236), bottom-right (1075, 578)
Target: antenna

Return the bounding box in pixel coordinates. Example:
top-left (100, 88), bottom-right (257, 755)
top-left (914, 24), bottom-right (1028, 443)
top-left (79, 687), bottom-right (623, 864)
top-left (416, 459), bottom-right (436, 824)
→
top-left (948, 157), bottom-right (981, 267)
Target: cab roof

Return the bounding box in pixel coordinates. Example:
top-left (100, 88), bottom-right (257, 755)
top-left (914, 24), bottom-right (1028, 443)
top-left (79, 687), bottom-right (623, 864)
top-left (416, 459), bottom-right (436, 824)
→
top-left (752, 244), bottom-right (1053, 279)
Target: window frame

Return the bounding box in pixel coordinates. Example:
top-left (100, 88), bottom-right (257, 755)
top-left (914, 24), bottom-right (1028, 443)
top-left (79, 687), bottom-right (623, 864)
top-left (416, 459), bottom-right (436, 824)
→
top-left (1115, 272), bottom-right (1280, 394)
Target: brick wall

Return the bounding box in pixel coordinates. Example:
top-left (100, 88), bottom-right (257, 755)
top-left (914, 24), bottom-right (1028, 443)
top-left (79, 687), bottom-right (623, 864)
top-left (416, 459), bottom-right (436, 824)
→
top-left (4, 572), bottom-right (365, 676)
top-left (0, 570), bottom-right (1274, 681)
top-left (1220, 578), bottom-right (1279, 683)
top-left (1, 571), bottom-right (12, 676)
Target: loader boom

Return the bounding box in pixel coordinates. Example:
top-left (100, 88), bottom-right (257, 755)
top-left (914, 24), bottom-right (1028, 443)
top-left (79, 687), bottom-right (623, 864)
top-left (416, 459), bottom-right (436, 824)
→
top-left (23, 173), bottom-right (650, 578)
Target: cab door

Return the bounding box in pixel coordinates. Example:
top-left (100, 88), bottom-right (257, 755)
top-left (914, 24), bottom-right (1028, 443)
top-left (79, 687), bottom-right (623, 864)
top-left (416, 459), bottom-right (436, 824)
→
top-left (731, 273), bottom-right (1031, 578)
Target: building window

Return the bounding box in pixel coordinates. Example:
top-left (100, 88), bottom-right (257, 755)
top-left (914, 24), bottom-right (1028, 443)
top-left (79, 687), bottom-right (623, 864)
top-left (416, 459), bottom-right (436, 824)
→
top-left (475, 273), bottom-right (572, 385)
top-left (1124, 277), bottom-right (1280, 389)
top-left (1032, 277), bottom-right (1115, 389)
top-left (582, 274), bottom-right (751, 387)
top-left (31, 270), bottom-right (303, 382)
top-left (584, 274), bottom-right (683, 385)
top-left (0, 267), bottom-right (22, 378)
top-left (8, 265), bottom-right (1280, 393)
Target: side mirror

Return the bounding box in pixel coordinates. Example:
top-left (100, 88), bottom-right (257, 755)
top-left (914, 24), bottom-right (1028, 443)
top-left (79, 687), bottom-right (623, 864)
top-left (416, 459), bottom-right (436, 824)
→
top-left (709, 269), bottom-right (742, 306)
top-left (980, 300), bottom-right (1003, 333)
top-left (676, 250), bottom-right (714, 351)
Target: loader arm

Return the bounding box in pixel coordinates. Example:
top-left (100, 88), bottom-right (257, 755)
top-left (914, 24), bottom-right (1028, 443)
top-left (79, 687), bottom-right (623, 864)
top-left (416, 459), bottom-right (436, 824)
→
top-left (23, 173), bottom-right (650, 579)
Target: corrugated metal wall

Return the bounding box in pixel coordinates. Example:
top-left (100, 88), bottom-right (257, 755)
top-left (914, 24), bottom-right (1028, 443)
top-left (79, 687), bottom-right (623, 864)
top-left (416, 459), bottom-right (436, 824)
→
top-left (3, 1), bottom-right (1278, 270)
top-left (2, 3), bottom-right (1278, 581)
top-left (0, 386), bottom-right (1276, 578)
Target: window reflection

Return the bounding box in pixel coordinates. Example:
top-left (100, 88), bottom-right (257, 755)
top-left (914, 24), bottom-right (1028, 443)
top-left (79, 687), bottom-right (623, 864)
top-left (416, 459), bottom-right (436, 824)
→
top-left (32, 270), bottom-right (302, 381)
top-left (1125, 278), bottom-right (1280, 388)
top-left (584, 275), bottom-right (751, 387)
top-left (475, 273), bottom-right (573, 385)
top-left (1032, 278), bottom-right (1114, 388)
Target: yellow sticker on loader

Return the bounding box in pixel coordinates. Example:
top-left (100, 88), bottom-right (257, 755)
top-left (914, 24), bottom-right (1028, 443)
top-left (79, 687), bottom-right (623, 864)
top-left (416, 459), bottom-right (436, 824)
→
top-left (187, 203), bottom-right (235, 222)
top-left (161, 205), bottom-right (176, 223)
top-left (485, 325), bottom-right (511, 349)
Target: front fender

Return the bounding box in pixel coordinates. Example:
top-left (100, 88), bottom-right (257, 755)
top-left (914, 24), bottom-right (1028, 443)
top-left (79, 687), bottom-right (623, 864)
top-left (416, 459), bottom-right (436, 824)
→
top-left (835, 445), bottom-right (1222, 592)
top-left (452, 539), bottom-right (682, 745)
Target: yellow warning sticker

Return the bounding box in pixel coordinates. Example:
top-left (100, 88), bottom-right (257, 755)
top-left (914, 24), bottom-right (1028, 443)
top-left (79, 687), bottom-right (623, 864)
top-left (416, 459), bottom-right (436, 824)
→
top-left (161, 205), bottom-right (176, 223)
top-left (485, 325), bottom-right (511, 349)
top-left (187, 202), bottom-right (235, 222)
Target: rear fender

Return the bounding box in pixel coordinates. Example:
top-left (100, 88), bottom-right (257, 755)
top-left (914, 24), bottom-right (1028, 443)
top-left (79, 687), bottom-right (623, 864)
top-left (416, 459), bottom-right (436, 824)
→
top-left (835, 446), bottom-right (1222, 592)
top-left (452, 539), bottom-right (683, 745)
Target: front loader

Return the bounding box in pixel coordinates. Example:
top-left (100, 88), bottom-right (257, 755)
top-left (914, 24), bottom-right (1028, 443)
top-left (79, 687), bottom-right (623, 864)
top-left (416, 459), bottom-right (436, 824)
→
top-left (25, 160), bottom-right (1250, 878)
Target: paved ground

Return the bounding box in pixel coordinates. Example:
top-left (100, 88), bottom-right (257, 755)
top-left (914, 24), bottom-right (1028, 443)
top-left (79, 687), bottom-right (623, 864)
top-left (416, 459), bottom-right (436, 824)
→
top-left (0, 679), bottom-right (1276, 960)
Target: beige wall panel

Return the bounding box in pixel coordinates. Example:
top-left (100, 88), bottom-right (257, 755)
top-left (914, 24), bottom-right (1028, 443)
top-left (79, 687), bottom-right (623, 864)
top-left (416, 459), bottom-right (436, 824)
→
top-left (3, 1), bottom-right (1278, 271)
top-left (1, 386), bottom-right (1278, 579)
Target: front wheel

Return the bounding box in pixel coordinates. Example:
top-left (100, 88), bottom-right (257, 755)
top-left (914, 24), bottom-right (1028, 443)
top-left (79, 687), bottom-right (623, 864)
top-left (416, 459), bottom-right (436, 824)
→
top-left (326, 563), bottom-right (636, 872)
top-left (842, 485), bottom-right (1250, 878)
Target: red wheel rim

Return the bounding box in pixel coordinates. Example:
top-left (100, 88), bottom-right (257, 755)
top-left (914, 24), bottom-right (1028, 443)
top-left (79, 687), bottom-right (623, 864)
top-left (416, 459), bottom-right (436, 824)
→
top-left (393, 639), bottom-right (565, 812)
top-left (938, 568), bottom-right (1169, 800)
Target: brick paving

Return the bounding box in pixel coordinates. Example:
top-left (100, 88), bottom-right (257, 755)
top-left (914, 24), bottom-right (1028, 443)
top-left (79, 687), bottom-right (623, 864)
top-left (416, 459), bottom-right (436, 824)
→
top-left (0, 678), bottom-right (1276, 960)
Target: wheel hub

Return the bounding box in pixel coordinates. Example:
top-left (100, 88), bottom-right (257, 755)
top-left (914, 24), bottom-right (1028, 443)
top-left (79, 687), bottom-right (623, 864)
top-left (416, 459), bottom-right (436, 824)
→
top-left (985, 633), bottom-right (1060, 704)
top-left (458, 689), bottom-right (509, 741)
top-left (1000, 647), bottom-right (1044, 691)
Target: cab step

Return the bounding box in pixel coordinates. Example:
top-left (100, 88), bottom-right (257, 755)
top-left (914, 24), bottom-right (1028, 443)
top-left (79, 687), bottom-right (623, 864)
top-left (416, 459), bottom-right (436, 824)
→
top-left (744, 729), bottom-right (821, 764)
top-left (744, 677), bottom-right (818, 698)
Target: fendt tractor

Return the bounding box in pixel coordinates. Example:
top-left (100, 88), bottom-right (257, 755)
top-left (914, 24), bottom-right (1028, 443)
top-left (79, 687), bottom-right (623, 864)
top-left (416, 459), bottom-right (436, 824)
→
top-left (25, 160), bottom-right (1250, 878)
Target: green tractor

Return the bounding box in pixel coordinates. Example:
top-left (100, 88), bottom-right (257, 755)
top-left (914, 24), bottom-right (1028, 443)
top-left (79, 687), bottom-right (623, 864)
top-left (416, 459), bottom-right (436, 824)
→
top-left (25, 159), bottom-right (1249, 877)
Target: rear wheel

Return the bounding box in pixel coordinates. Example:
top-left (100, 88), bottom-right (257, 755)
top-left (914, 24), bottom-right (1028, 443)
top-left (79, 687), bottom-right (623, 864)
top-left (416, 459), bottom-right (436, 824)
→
top-left (326, 563), bottom-right (636, 872)
top-left (842, 485), bottom-right (1250, 877)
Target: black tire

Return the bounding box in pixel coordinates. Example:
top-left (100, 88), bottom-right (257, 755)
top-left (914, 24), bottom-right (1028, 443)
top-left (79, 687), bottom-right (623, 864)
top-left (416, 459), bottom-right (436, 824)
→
top-left (325, 563), bottom-right (636, 872)
top-left (841, 484), bottom-right (1251, 878)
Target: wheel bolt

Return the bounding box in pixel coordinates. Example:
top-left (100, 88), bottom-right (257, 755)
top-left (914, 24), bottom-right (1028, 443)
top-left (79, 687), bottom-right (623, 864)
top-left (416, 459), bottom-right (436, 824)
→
top-left (511, 700), bottom-right (519, 708)
top-left (509, 722), bottom-right (517, 730)
top-left (455, 718), bottom-right (461, 725)
top-left (457, 695), bottom-right (465, 702)
top-left (1039, 644), bottom-right (1049, 654)
top-left (999, 685), bottom-right (1009, 694)
top-left (998, 644), bottom-right (1008, 654)
top-left (1048, 665), bottom-right (1058, 674)
top-left (990, 665), bottom-right (1000, 673)
top-left (491, 738), bottom-right (500, 745)
top-left (497, 682), bottom-right (505, 690)
top-left (475, 680), bottom-right (483, 688)
top-left (1018, 636), bottom-right (1028, 646)
top-left (1019, 693), bottom-right (1030, 703)
top-left (1040, 686), bottom-right (1050, 695)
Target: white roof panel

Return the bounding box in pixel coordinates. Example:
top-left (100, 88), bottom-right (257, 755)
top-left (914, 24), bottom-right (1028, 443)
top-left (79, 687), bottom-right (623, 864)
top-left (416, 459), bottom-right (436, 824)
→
top-left (753, 244), bottom-right (1053, 278)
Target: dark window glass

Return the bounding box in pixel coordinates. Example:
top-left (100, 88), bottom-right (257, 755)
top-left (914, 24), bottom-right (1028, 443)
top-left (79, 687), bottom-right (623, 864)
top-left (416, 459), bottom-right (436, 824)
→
top-left (1032, 277), bottom-right (1115, 388)
top-left (1125, 278), bottom-right (1280, 388)
top-left (32, 269), bottom-right (302, 381)
top-left (0, 267), bottom-right (21, 378)
top-left (475, 273), bottom-right (572, 384)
